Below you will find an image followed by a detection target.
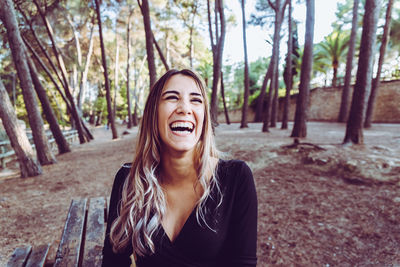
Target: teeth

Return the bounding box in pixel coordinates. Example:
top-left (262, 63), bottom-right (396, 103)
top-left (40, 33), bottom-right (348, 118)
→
top-left (170, 122), bottom-right (194, 130)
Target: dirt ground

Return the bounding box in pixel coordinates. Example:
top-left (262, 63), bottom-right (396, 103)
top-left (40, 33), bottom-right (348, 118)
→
top-left (0, 122), bottom-right (399, 266)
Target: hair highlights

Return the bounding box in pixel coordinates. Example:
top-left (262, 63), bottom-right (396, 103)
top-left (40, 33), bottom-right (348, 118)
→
top-left (109, 69), bottom-right (220, 256)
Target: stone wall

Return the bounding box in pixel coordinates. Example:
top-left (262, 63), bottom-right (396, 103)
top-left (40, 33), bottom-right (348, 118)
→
top-left (218, 79), bottom-right (400, 123)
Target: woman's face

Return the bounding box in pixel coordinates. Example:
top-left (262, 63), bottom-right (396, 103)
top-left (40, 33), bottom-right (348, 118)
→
top-left (157, 74), bottom-right (205, 155)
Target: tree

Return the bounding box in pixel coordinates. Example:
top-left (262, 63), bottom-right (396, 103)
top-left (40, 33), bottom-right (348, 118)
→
top-left (172, 0), bottom-right (200, 69)
top-left (282, 0), bottom-right (299, 129)
top-left (27, 57), bottom-right (71, 154)
top-left (343, 0), bottom-right (380, 144)
top-left (207, 0), bottom-right (226, 127)
top-left (252, 0), bottom-right (287, 132)
top-left (315, 30), bottom-right (349, 87)
top-left (364, 0), bottom-right (394, 128)
top-left (291, 0), bottom-right (315, 138)
top-left (220, 71), bottom-right (230, 124)
top-left (31, 0), bottom-right (90, 144)
top-left (0, 79), bottom-right (42, 177)
top-left (254, 61), bottom-right (272, 122)
top-left (240, 0), bottom-right (250, 128)
top-left (94, 0), bottom-right (118, 140)
top-left (138, 0), bottom-right (157, 88)
top-left (0, 0), bottom-right (56, 165)
top-left (338, 0), bottom-right (360, 122)
top-left (126, 8), bottom-right (133, 129)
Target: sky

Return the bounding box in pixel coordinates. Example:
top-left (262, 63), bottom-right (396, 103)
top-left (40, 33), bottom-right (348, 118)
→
top-left (224, 0), bottom-right (347, 64)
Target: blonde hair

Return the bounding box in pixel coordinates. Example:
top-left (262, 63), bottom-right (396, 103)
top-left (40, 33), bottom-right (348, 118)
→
top-left (109, 69), bottom-right (220, 256)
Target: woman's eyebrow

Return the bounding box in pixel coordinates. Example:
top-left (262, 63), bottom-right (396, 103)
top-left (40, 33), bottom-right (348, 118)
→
top-left (190, 92), bottom-right (202, 97)
top-left (162, 90), bottom-right (179, 96)
top-left (162, 90), bottom-right (202, 97)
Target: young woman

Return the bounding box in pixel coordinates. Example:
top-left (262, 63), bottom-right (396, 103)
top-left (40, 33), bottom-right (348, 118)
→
top-left (102, 69), bottom-right (257, 267)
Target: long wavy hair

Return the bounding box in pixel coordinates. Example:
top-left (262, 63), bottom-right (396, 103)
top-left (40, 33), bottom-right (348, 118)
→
top-left (109, 69), bottom-right (220, 256)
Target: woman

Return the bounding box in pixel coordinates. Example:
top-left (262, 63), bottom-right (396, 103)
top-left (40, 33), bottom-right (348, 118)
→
top-left (102, 69), bottom-right (257, 266)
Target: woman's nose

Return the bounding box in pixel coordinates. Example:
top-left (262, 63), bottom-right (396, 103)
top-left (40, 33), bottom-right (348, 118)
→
top-left (176, 99), bottom-right (192, 114)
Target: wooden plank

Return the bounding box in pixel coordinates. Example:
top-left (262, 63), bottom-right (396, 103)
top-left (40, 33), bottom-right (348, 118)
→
top-left (82, 197), bottom-right (106, 266)
top-left (6, 246), bottom-right (32, 267)
top-left (25, 244), bottom-right (50, 267)
top-left (54, 198), bottom-right (87, 267)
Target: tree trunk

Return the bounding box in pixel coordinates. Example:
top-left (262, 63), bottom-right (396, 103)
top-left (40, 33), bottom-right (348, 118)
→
top-left (282, 0), bottom-right (293, 130)
top-left (262, 0), bottom-right (286, 132)
top-left (240, 0), bottom-right (250, 128)
top-left (78, 21), bottom-right (95, 112)
top-left (27, 57), bottom-right (70, 154)
top-left (0, 79), bottom-right (42, 177)
top-left (255, 62), bottom-right (272, 122)
top-left (364, 0), bottom-right (393, 128)
top-left (262, 78), bottom-right (274, 132)
top-left (338, 0), bottom-right (360, 122)
top-left (220, 71), bottom-right (230, 124)
top-left (114, 35), bottom-right (119, 118)
top-left (138, 0), bottom-right (157, 88)
top-left (208, 0), bottom-right (226, 127)
top-left (0, 0), bottom-right (56, 165)
top-left (343, 0), bottom-right (380, 144)
top-left (32, 0), bottom-right (87, 144)
top-left (291, 0), bottom-right (315, 138)
top-left (126, 9), bottom-right (133, 129)
top-left (94, 0), bottom-right (118, 140)
top-left (153, 32), bottom-right (170, 71)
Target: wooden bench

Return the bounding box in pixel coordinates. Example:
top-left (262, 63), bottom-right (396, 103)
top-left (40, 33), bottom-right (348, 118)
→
top-left (7, 197), bottom-right (109, 267)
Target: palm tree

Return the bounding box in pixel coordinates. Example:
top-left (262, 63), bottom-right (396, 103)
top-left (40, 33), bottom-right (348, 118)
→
top-left (315, 30), bottom-right (349, 87)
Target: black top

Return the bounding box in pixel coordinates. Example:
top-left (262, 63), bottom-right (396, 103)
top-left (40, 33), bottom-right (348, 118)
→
top-left (102, 159), bottom-right (258, 267)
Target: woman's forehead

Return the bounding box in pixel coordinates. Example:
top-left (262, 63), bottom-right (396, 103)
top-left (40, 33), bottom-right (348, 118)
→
top-left (162, 74), bottom-right (202, 94)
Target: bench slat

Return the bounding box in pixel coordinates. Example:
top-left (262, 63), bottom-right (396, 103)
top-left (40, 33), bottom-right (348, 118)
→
top-left (25, 244), bottom-right (50, 267)
top-left (6, 246), bottom-right (32, 267)
top-left (82, 197), bottom-right (106, 266)
top-left (54, 198), bottom-right (87, 267)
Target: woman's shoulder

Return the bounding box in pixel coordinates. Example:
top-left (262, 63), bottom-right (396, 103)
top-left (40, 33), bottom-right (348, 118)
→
top-left (218, 159), bottom-right (251, 173)
top-left (113, 163), bottom-right (132, 187)
top-left (217, 159), bottom-right (253, 184)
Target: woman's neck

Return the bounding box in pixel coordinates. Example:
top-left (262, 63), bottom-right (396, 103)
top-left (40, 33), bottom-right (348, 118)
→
top-left (160, 151), bottom-right (197, 187)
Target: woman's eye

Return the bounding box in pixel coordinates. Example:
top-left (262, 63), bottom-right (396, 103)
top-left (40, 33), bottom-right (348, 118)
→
top-left (165, 95), bottom-right (178, 100)
top-left (191, 98), bottom-right (203, 103)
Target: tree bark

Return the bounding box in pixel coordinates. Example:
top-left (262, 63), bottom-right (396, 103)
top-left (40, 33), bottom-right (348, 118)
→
top-left (126, 9), bottom-right (133, 129)
top-left (255, 62), bottom-right (272, 122)
top-left (338, 0), bottom-right (360, 122)
top-left (220, 71), bottom-right (230, 124)
top-left (262, 0), bottom-right (287, 131)
top-left (0, 0), bottom-right (56, 165)
top-left (153, 31), bottom-right (170, 71)
top-left (364, 0), bottom-right (393, 128)
top-left (27, 57), bottom-right (70, 154)
top-left (291, 0), bottom-right (315, 138)
top-left (343, 0), bottom-right (380, 144)
top-left (78, 21), bottom-right (95, 112)
top-left (282, 0), bottom-right (293, 130)
top-left (138, 0), bottom-right (157, 88)
top-left (0, 79), bottom-right (42, 177)
top-left (240, 0), bottom-right (250, 128)
top-left (208, 0), bottom-right (226, 127)
top-left (94, 0), bottom-right (118, 140)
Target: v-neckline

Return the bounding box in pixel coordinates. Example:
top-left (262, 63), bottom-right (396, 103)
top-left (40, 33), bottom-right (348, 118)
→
top-left (161, 206), bottom-right (197, 244)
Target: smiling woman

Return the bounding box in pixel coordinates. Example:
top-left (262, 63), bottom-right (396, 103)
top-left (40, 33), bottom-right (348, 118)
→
top-left (102, 69), bottom-right (258, 267)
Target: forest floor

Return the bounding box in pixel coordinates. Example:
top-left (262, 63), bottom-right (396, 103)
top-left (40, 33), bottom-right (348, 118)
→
top-left (0, 122), bottom-right (399, 266)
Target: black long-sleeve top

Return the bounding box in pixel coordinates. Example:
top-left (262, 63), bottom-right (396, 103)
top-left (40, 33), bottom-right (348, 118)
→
top-left (102, 159), bottom-right (258, 267)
